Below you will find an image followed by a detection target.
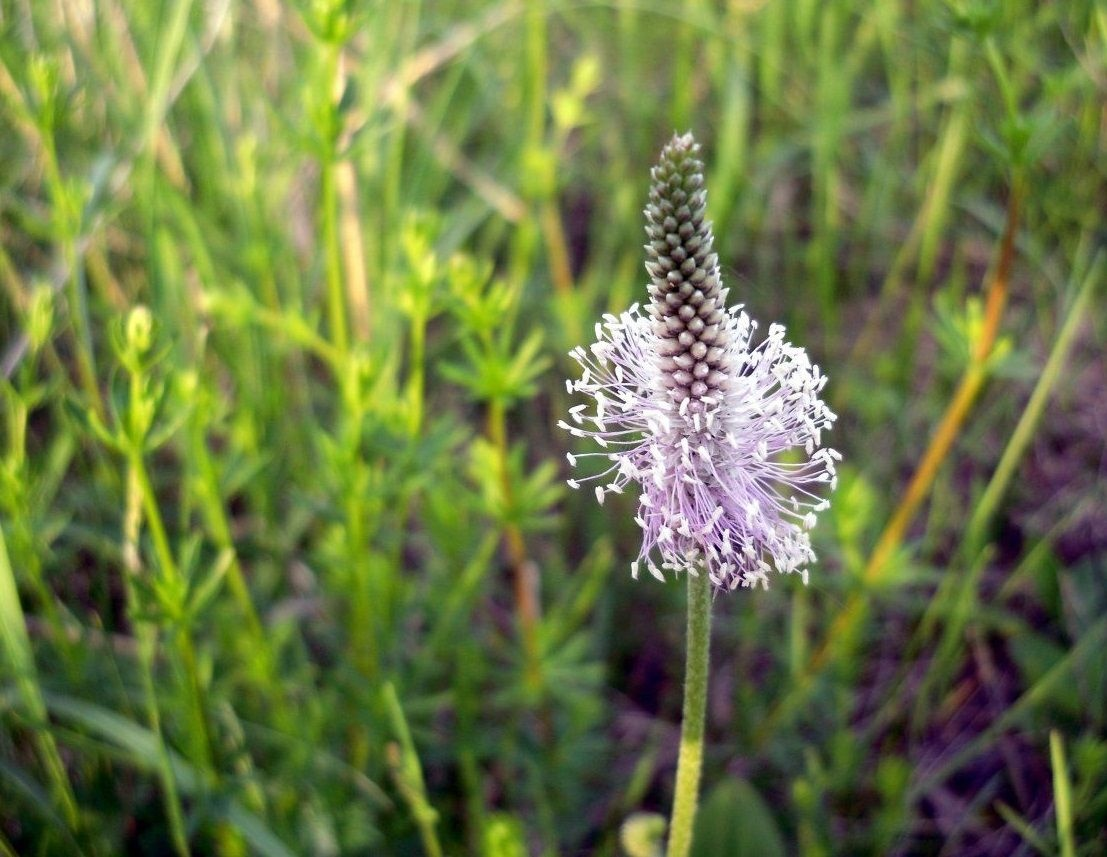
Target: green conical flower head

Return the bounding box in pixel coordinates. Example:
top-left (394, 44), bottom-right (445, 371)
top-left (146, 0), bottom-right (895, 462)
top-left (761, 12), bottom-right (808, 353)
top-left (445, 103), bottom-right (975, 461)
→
top-left (644, 132), bottom-right (729, 414)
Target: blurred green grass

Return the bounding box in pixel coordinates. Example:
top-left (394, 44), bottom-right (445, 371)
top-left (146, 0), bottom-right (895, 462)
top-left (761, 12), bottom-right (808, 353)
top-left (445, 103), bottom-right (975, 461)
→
top-left (0, 0), bottom-right (1105, 854)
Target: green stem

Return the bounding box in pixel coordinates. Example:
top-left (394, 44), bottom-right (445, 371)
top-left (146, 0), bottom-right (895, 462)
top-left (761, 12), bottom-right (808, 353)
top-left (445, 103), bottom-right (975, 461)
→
top-left (382, 0), bottom-right (422, 276)
top-left (319, 39), bottom-right (349, 357)
top-left (670, 0), bottom-right (696, 131)
top-left (667, 570), bottom-right (712, 857)
top-left (136, 623), bottom-right (191, 857)
top-left (129, 447), bottom-right (216, 777)
top-left (346, 481), bottom-right (376, 681)
top-left (338, 372), bottom-right (377, 684)
top-left (406, 310), bottom-right (426, 438)
top-left (39, 130), bottom-right (102, 421)
top-left (321, 153), bottom-right (348, 356)
top-left (523, 0), bottom-right (547, 147)
top-left (486, 399), bottom-right (541, 696)
top-left (0, 524), bottom-right (81, 836)
top-left (123, 464), bottom-right (190, 857)
top-left (63, 239), bottom-right (103, 421)
top-left (384, 683), bottom-right (444, 857)
top-left (188, 421), bottom-right (266, 643)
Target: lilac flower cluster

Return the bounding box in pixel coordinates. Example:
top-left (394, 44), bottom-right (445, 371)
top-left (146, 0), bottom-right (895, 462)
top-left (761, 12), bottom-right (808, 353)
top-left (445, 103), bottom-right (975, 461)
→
top-left (560, 134), bottom-right (839, 590)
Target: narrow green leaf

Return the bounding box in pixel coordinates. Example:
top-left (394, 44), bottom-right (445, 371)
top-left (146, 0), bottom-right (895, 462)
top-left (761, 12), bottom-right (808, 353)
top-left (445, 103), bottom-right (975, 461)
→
top-left (43, 693), bottom-right (296, 857)
top-left (1050, 731), bottom-right (1076, 857)
top-left (691, 779), bottom-right (786, 857)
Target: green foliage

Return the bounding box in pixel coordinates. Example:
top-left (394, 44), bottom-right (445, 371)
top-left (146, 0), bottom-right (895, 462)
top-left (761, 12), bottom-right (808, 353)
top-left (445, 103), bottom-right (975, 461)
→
top-left (691, 780), bottom-right (786, 857)
top-left (1, 0), bottom-right (1104, 854)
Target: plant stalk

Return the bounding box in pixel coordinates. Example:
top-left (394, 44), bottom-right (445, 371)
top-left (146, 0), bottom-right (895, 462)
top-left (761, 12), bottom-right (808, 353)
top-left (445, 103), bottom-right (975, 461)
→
top-left (667, 570), bottom-right (712, 857)
top-left (486, 399), bottom-right (542, 696)
top-left (122, 463), bottom-right (191, 857)
top-left (0, 524), bottom-right (81, 836)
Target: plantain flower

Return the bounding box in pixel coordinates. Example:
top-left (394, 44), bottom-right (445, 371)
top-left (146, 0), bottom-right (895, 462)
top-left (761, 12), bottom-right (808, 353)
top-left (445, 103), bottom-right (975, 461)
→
top-left (560, 133), bottom-right (839, 590)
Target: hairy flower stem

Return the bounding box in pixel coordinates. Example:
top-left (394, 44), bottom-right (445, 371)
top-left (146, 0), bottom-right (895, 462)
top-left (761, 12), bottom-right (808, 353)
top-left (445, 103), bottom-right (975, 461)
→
top-left (667, 571), bottom-right (712, 857)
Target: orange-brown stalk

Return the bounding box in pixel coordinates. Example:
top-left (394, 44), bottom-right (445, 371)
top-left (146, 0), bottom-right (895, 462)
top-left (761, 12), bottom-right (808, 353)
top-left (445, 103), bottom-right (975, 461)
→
top-left (486, 403), bottom-right (544, 697)
top-left (756, 181), bottom-right (1022, 746)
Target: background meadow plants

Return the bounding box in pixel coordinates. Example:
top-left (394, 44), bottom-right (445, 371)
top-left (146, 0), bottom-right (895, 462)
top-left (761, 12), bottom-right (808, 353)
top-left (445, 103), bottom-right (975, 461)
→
top-left (0, 0), bottom-right (1104, 854)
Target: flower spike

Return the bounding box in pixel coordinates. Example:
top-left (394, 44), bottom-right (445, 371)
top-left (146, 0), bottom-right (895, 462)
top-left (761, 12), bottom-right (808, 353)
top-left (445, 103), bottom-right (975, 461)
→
top-left (644, 133), bottom-right (729, 414)
top-left (562, 132), bottom-right (839, 590)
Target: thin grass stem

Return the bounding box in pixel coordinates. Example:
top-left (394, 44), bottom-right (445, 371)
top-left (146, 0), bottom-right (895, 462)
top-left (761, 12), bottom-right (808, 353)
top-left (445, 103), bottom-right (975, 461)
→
top-left (321, 153), bottom-right (349, 356)
top-left (122, 463), bottom-right (190, 857)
